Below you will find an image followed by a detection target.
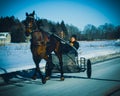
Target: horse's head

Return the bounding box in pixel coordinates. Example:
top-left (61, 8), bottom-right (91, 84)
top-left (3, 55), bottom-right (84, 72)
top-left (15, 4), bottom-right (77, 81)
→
top-left (25, 11), bottom-right (36, 36)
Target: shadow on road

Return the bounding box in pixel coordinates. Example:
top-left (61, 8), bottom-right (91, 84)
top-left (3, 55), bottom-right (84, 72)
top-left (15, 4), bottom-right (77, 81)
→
top-left (0, 69), bottom-right (43, 86)
top-left (56, 75), bottom-right (120, 82)
top-left (0, 69), bottom-right (120, 87)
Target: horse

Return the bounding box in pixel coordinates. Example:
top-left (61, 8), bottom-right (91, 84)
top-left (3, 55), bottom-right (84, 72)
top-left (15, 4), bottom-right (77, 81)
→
top-left (24, 11), bottom-right (65, 84)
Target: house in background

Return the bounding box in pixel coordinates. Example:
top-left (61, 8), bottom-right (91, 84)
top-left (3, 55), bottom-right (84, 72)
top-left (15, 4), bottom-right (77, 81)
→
top-left (0, 32), bottom-right (11, 45)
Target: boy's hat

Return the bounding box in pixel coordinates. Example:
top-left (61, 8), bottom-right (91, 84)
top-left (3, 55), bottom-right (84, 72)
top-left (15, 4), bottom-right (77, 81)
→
top-left (71, 34), bottom-right (77, 39)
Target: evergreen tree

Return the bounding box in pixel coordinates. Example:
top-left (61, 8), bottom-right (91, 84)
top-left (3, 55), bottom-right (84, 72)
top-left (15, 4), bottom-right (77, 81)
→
top-left (11, 23), bottom-right (25, 43)
top-left (60, 20), bottom-right (68, 40)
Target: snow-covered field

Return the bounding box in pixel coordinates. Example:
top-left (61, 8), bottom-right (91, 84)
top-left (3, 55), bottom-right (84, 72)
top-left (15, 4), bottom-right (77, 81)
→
top-left (79, 40), bottom-right (120, 59)
top-left (0, 40), bottom-right (120, 74)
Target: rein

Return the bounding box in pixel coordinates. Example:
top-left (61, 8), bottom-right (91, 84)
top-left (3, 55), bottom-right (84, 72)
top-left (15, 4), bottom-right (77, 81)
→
top-left (41, 28), bottom-right (78, 54)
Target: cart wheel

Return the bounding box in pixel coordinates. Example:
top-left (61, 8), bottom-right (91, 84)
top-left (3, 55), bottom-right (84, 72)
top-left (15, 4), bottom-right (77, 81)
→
top-left (86, 59), bottom-right (92, 78)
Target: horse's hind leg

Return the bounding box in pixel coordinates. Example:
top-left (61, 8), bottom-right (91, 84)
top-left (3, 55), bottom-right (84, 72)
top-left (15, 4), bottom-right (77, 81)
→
top-left (32, 56), bottom-right (46, 84)
top-left (59, 56), bottom-right (64, 81)
top-left (56, 52), bottom-right (64, 81)
top-left (45, 61), bottom-right (51, 80)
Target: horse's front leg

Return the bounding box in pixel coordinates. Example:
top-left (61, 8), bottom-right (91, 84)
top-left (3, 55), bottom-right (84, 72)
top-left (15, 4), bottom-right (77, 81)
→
top-left (32, 56), bottom-right (46, 84)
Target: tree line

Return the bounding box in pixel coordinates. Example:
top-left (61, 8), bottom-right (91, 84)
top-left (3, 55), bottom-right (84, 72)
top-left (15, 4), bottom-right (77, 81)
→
top-left (0, 16), bottom-right (25, 42)
top-left (0, 16), bottom-right (120, 42)
top-left (82, 24), bottom-right (120, 40)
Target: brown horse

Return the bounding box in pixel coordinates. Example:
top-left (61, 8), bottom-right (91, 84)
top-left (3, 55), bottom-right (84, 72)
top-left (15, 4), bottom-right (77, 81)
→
top-left (24, 11), bottom-right (64, 84)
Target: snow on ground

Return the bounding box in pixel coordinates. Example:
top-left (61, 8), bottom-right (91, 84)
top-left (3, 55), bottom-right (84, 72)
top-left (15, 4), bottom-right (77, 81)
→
top-left (78, 40), bottom-right (120, 59)
top-left (0, 40), bottom-right (120, 74)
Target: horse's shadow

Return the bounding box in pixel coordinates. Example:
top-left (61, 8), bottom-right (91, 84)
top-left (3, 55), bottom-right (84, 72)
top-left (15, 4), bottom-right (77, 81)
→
top-left (1, 69), bottom-right (120, 87)
top-left (0, 69), bottom-right (43, 86)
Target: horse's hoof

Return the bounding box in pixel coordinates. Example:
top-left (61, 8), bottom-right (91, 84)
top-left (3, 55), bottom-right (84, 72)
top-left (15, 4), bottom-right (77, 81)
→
top-left (42, 78), bottom-right (46, 84)
top-left (60, 77), bottom-right (65, 81)
top-left (45, 76), bottom-right (50, 80)
top-left (31, 76), bottom-right (37, 80)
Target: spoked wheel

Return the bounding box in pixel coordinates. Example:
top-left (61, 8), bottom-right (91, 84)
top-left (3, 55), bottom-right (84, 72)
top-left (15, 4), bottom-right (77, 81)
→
top-left (86, 59), bottom-right (92, 78)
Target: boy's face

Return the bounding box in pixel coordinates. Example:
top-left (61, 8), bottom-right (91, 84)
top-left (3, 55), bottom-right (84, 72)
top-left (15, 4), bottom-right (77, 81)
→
top-left (70, 37), bottom-right (76, 42)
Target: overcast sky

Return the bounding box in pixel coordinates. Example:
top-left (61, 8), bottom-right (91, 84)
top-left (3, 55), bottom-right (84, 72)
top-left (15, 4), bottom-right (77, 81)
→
top-left (0, 0), bottom-right (120, 30)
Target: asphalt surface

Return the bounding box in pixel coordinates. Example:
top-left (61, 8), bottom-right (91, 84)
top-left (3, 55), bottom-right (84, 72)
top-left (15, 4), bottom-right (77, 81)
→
top-left (0, 58), bottom-right (120, 96)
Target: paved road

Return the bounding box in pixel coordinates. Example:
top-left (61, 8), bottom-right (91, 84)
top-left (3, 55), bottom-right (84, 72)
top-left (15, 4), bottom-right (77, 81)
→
top-left (0, 58), bottom-right (120, 96)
